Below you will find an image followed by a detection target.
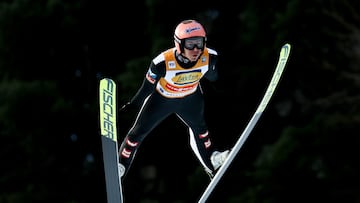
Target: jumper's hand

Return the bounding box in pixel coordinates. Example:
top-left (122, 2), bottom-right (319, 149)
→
top-left (119, 102), bottom-right (131, 113)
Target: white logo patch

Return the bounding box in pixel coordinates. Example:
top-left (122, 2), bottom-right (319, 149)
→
top-left (168, 61), bottom-right (176, 69)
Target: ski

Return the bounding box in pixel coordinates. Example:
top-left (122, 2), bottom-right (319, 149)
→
top-left (198, 43), bottom-right (291, 203)
top-left (99, 78), bottom-right (124, 203)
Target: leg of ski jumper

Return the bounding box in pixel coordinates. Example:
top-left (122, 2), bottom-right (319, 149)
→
top-left (188, 129), bottom-right (214, 175)
top-left (176, 90), bottom-right (215, 175)
top-left (198, 43), bottom-right (291, 203)
top-left (118, 92), bottom-right (173, 177)
top-left (118, 136), bottom-right (140, 175)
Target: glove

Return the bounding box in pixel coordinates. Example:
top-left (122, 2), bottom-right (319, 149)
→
top-left (119, 101), bottom-right (133, 113)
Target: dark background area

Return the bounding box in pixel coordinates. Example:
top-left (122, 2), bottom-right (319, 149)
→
top-left (1, 0), bottom-right (359, 203)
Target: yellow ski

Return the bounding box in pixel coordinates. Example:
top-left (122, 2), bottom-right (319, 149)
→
top-left (99, 78), bottom-right (123, 203)
top-left (198, 43), bottom-right (291, 203)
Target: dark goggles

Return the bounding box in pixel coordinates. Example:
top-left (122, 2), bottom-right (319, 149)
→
top-left (183, 37), bottom-right (205, 50)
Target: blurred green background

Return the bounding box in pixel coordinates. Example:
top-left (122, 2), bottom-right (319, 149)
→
top-left (1, 0), bottom-right (359, 202)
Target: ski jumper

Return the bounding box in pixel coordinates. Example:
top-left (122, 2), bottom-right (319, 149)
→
top-left (119, 47), bottom-right (219, 176)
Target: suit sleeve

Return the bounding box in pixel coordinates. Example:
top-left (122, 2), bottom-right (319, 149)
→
top-left (130, 61), bottom-right (165, 108)
top-left (201, 53), bottom-right (225, 95)
top-left (203, 53), bottom-right (218, 82)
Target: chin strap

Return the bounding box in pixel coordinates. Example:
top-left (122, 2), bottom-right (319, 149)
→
top-left (175, 51), bottom-right (191, 64)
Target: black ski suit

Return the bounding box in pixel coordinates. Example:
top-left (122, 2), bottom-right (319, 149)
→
top-left (119, 47), bottom-right (219, 177)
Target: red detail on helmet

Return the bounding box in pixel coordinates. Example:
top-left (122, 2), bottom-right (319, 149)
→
top-left (174, 20), bottom-right (207, 53)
